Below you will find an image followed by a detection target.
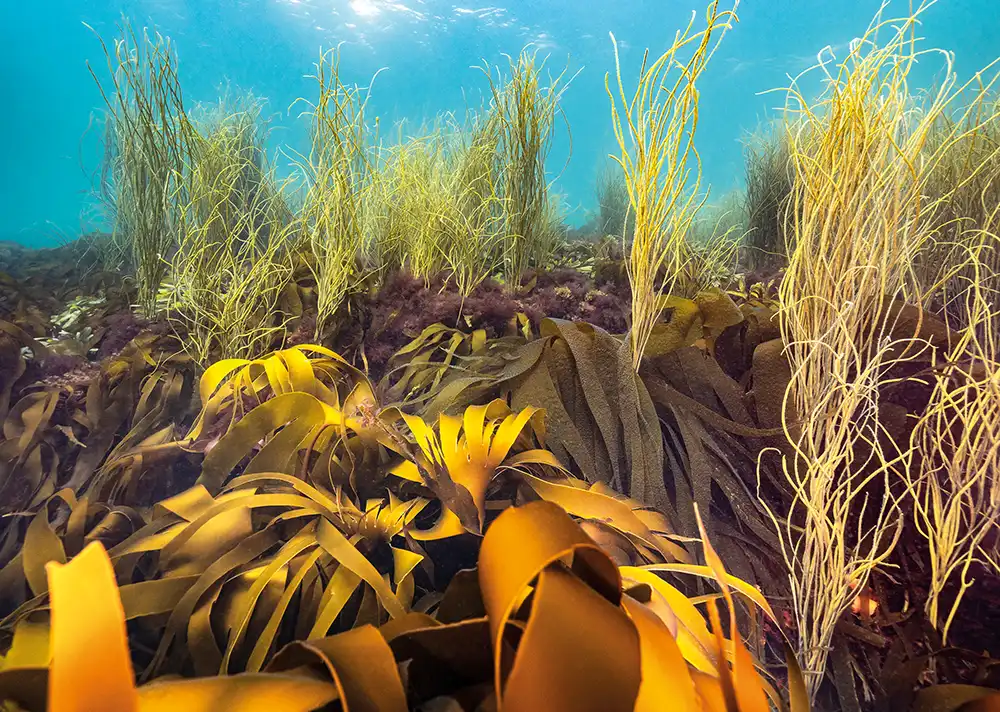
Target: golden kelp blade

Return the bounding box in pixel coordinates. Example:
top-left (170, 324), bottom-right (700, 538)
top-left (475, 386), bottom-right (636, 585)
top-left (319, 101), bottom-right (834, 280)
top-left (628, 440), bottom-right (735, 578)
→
top-left (391, 399), bottom-right (559, 536)
top-left (265, 626), bottom-right (408, 711)
top-left (478, 500), bottom-right (805, 712)
top-left (46, 541), bottom-right (139, 712)
top-left (136, 674), bottom-right (339, 711)
top-left (520, 473), bottom-right (690, 563)
top-left (478, 499), bottom-right (639, 711)
top-left (44, 542), bottom-right (342, 712)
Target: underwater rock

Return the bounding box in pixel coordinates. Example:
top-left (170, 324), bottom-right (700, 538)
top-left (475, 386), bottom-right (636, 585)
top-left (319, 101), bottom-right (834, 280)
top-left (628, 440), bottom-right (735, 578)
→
top-left (356, 268), bottom-right (629, 378)
top-left (96, 309), bottom-right (151, 359)
top-left (0, 241), bottom-right (26, 269)
top-left (36, 353), bottom-right (92, 384)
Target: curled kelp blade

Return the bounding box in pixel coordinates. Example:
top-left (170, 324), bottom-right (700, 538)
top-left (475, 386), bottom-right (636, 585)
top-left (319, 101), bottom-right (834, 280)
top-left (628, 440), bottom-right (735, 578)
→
top-left (265, 626), bottom-right (407, 711)
top-left (476, 499), bottom-right (804, 712)
top-left (519, 472), bottom-right (691, 564)
top-left (478, 499), bottom-right (637, 710)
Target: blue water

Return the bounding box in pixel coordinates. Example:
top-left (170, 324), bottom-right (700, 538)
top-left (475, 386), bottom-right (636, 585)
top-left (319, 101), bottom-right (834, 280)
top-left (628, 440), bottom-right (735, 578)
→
top-left (2, 0), bottom-right (997, 248)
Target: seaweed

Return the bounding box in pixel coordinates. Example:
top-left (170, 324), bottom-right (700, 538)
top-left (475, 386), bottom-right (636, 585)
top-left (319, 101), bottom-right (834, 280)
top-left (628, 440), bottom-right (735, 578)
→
top-left (2, 1), bottom-right (1000, 708)
top-left (0, 335), bottom-right (813, 711)
top-left (3, 499), bottom-right (803, 711)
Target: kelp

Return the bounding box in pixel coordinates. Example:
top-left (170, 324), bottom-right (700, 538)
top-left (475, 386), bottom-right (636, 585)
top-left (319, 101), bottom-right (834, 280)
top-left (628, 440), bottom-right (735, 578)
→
top-left (178, 342), bottom-right (685, 558)
top-left (0, 335), bottom-right (196, 515)
top-left (388, 399), bottom-right (560, 537)
top-left (0, 322), bottom-right (47, 422)
top-left (379, 321), bottom-right (528, 414)
top-left (83, 347), bottom-right (196, 502)
top-left (0, 499), bottom-right (809, 712)
top-left (385, 290), bottom-right (788, 586)
top-left (641, 346), bottom-right (787, 586)
top-left (0, 340), bottom-right (720, 697)
top-left (713, 286), bottom-right (781, 384)
top-left (380, 323), bottom-right (489, 406)
top-left (0, 275), bottom-right (991, 709)
top-left (0, 333), bottom-right (198, 595)
top-left (186, 344), bottom-right (372, 444)
top-left (183, 345), bottom-right (393, 505)
top-left (0, 477), bottom-right (423, 678)
top-left (0, 387), bottom-right (65, 518)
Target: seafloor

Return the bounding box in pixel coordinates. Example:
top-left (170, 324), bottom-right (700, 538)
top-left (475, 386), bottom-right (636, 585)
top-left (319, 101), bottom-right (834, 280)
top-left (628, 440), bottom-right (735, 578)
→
top-left (3, 232), bottom-right (1000, 712)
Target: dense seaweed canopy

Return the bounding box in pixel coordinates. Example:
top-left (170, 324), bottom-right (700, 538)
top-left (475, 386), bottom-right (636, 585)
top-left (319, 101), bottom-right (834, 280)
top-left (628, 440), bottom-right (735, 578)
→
top-left (2, 1), bottom-right (1000, 710)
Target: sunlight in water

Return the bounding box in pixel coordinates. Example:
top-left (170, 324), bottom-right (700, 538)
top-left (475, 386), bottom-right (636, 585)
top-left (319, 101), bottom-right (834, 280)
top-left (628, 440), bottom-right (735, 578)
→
top-left (350, 0), bottom-right (380, 17)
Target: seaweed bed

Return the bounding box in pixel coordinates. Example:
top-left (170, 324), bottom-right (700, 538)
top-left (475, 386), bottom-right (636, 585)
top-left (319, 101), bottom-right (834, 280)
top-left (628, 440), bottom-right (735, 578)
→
top-left (2, 232), bottom-right (1000, 712)
top-left (4, 1), bottom-right (1000, 710)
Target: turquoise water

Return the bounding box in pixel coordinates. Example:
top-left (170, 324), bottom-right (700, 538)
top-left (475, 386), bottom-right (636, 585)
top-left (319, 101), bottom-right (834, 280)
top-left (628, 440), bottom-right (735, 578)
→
top-left (1, 0), bottom-right (997, 248)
